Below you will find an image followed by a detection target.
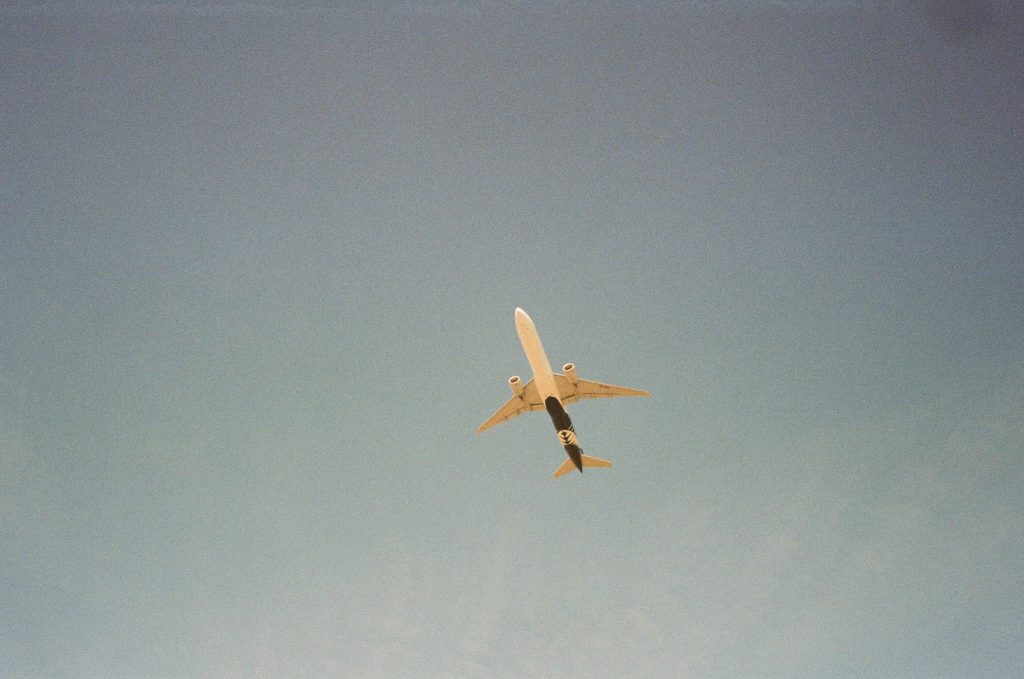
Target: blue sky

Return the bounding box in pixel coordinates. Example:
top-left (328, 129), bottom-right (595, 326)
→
top-left (2, 2), bottom-right (1023, 677)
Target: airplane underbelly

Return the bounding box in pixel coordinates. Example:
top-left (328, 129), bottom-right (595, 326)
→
top-left (517, 319), bottom-right (558, 399)
top-left (532, 371), bottom-right (559, 400)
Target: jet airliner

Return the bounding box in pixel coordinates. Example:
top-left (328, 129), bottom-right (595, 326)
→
top-left (478, 308), bottom-right (649, 477)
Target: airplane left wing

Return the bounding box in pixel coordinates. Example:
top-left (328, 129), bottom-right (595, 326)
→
top-left (477, 378), bottom-right (545, 433)
top-left (555, 373), bottom-right (650, 406)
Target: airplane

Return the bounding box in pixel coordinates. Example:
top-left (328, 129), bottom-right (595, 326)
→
top-left (477, 308), bottom-right (649, 477)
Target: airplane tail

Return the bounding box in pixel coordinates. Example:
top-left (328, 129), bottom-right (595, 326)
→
top-left (553, 454), bottom-right (612, 478)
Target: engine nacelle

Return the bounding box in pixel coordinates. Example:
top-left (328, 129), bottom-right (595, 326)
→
top-left (508, 375), bottom-right (524, 398)
top-left (562, 363), bottom-right (579, 385)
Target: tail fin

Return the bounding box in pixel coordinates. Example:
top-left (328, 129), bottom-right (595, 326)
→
top-left (553, 454), bottom-right (612, 478)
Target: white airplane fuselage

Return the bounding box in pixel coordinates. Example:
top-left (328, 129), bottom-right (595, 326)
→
top-left (515, 308), bottom-right (586, 473)
top-left (514, 307), bottom-right (559, 402)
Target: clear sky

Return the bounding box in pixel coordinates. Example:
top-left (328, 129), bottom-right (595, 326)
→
top-left (2, 2), bottom-right (1022, 677)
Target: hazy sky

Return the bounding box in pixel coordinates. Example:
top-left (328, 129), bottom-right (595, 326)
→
top-left (2, 2), bottom-right (1022, 677)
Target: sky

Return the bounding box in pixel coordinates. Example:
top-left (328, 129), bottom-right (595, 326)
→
top-left (2, 1), bottom-right (1023, 677)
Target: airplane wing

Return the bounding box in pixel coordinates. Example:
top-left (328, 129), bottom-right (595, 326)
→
top-left (554, 373), bottom-right (650, 406)
top-left (477, 378), bottom-right (545, 433)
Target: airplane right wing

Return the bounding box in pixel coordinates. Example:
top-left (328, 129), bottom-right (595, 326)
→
top-left (477, 378), bottom-right (545, 433)
top-left (555, 373), bottom-right (650, 406)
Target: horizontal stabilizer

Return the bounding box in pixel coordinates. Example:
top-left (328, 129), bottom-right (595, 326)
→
top-left (553, 454), bottom-right (612, 478)
top-left (580, 454), bottom-right (612, 469)
top-left (554, 458), bottom-right (578, 478)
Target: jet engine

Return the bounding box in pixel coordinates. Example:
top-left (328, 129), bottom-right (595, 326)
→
top-left (508, 375), bottom-right (524, 398)
top-left (562, 363), bottom-right (579, 384)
